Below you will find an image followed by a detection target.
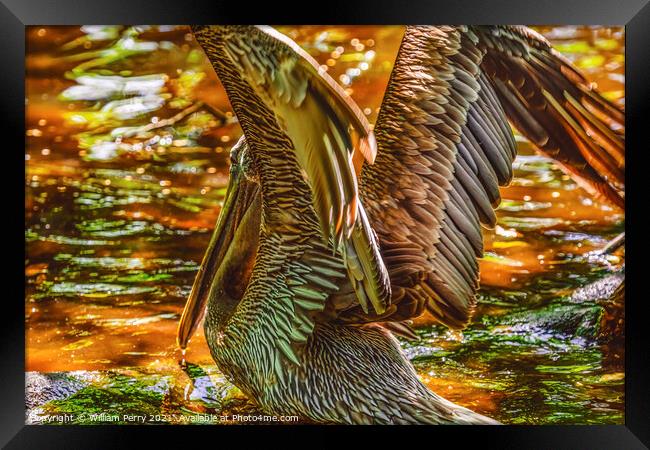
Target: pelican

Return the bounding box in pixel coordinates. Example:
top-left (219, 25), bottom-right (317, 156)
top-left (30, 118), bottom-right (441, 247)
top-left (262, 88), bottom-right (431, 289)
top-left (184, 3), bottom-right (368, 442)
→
top-left (177, 25), bottom-right (624, 424)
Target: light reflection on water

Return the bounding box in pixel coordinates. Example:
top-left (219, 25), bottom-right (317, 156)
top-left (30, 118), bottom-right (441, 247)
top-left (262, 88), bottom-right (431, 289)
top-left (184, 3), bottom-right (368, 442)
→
top-left (25, 25), bottom-right (624, 424)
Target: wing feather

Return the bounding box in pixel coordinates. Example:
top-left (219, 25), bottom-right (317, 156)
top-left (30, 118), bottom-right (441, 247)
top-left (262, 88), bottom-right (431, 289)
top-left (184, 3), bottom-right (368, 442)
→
top-left (191, 26), bottom-right (391, 362)
top-left (474, 25), bottom-right (624, 207)
top-left (349, 25), bottom-right (623, 329)
top-left (348, 26), bottom-right (511, 328)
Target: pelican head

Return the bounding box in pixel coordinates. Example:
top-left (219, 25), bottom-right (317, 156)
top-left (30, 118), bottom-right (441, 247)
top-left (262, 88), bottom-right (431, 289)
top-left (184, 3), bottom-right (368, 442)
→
top-left (177, 136), bottom-right (261, 349)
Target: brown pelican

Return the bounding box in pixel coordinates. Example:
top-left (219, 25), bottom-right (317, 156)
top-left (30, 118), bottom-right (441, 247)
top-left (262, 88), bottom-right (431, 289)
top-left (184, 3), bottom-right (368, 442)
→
top-left (177, 25), bottom-right (624, 424)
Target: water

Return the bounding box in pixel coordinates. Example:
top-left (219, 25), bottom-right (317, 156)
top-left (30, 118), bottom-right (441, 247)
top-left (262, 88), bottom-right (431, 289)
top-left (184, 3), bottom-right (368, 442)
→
top-left (25, 25), bottom-right (624, 424)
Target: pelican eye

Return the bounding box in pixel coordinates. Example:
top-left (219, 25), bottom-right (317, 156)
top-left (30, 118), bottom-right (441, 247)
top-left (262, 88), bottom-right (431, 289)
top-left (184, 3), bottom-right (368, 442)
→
top-left (229, 148), bottom-right (239, 166)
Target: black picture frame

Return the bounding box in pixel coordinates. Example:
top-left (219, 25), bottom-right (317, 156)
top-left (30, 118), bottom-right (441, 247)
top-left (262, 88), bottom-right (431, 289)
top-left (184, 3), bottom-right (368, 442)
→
top-left (5, 0), bottom-right (649, 447)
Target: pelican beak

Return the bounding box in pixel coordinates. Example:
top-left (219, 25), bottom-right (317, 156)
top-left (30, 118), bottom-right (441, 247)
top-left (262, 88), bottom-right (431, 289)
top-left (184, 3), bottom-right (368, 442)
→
top-left (177, 167), bottom-right (259, 350)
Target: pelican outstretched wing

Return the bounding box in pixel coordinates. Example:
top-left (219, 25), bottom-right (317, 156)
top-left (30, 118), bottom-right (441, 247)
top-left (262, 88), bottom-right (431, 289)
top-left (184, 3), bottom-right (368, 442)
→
top-left (193, 26), bottom-right (389, 317)
top-left (474, 25), bottom-right (624, 207)
top-left (190, 26), bottom-right (390, 362)
top-left (194, 25), bottom-right (376, 243)
top-left (348, 25), bottom-right (624, 329)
